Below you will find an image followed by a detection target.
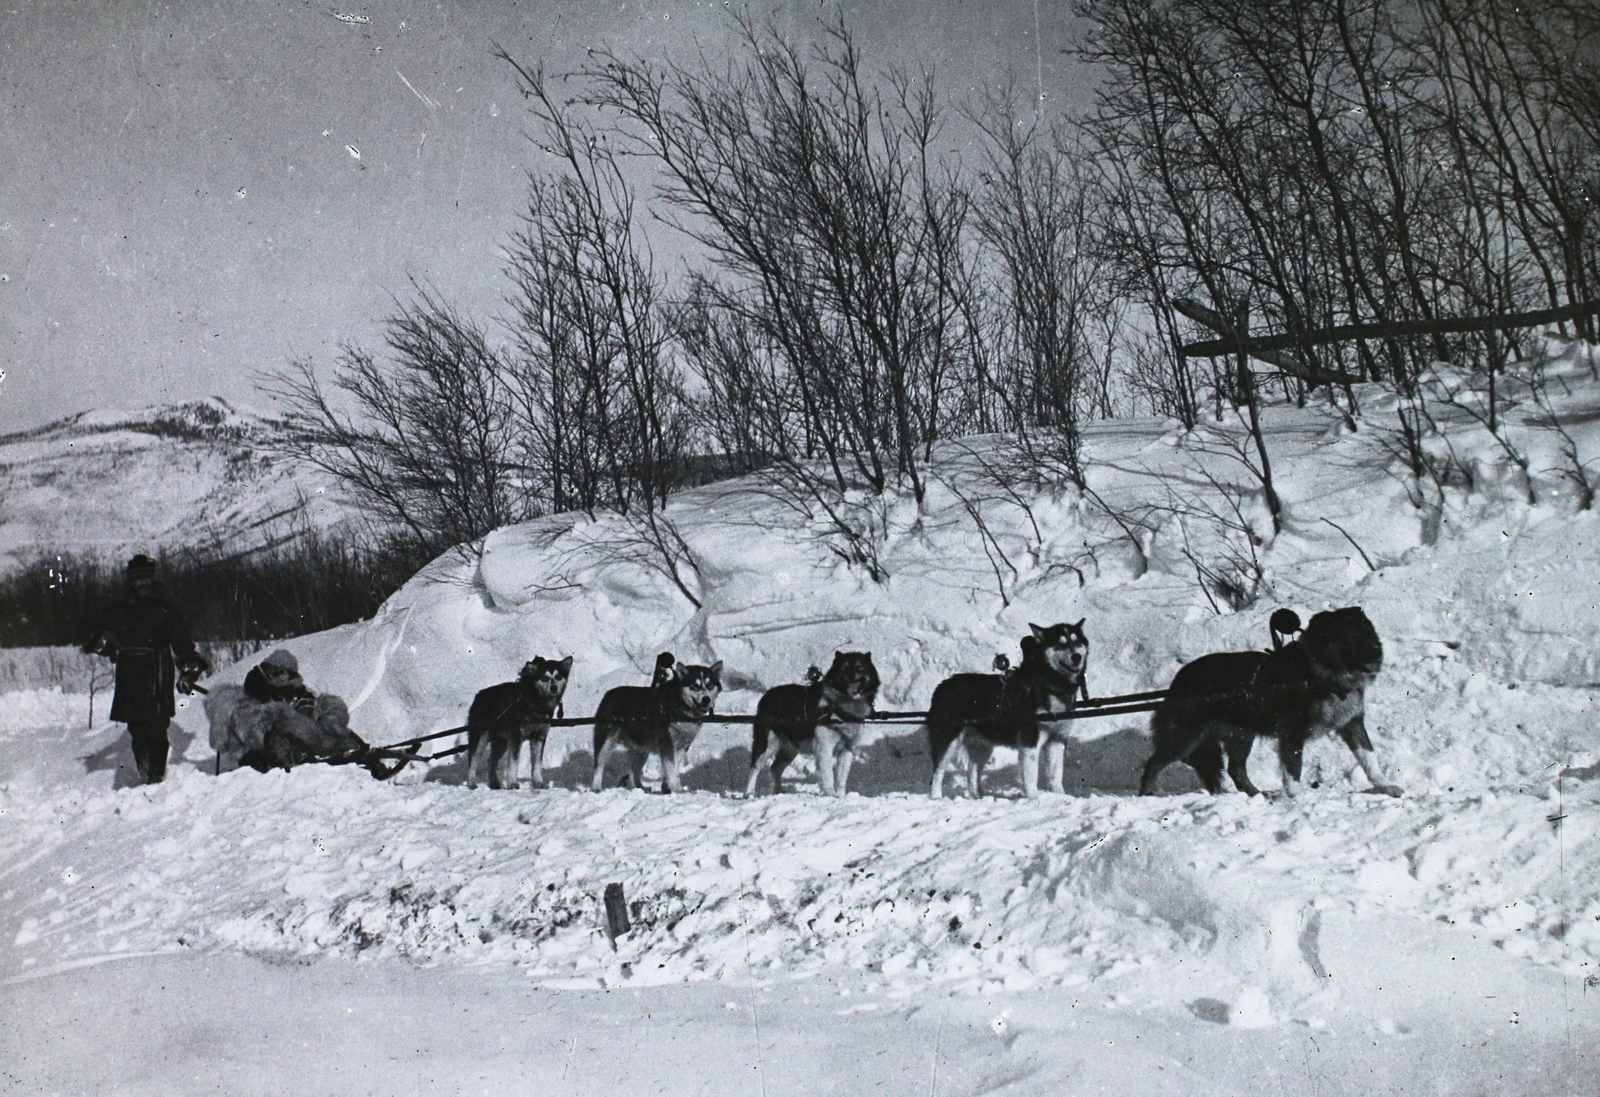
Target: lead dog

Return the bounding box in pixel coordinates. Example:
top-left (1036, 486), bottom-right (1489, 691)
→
top-left (465, 656), bottom-right (572, 790)
top-left (746, 652), bottom-right (881, 797)
top-left (928, 622), bottom-right (1090, 798)
top-left (1139, 606), bottom-right (1401, 798)
top-left (591, 653), bottom-right (723, 793)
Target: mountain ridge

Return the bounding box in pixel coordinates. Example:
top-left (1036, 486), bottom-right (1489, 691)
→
top-left (0, 396), bottom-right (357, 571)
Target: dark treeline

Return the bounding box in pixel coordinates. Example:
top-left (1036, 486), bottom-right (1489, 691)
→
top-left (261, 3), bottom-right (1598, 570)
top-left (0, 534), bottom-right (430, 649)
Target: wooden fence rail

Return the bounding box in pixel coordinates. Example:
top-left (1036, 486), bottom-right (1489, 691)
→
top-left (1180, 298), bottom-right (1600, 360)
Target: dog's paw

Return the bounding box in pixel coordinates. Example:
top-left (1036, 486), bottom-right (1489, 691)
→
top-left (1370, 782), bottom-right (1404, 798)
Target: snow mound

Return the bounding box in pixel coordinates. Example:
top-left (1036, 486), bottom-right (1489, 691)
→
top-left (6, 367), bottom-right (1600, 1015)
top-left (185, 373), bottom-right (1600, 799)
top-left (4, 768), bottom-right (1597, 1019)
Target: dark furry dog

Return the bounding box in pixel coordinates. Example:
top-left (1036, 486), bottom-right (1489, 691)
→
top-left (1139, 606), bottom-right (1402, 798)
top-left (746, 652), bottom-right (881, 797)
top-left (591, 653), bottom-right (723, 793)
top-left (927, 621), bottom-right (1090, 798)
top-left (465, 656), bottom-right (572, 790)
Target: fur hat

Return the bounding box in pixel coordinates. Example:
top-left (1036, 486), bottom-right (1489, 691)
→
top-left (261, 649), bottom-right (300, 674)
top-left (125, 554), bottom-right (159, 581)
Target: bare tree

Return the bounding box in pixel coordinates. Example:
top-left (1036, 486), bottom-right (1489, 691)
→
top-left (677, 279), bottom-right (797, 477)
top-left (496, 54), bottom-right (704, 607)
top-left (584, 13), bottom-right (981, 508)
top-left (499, 55), bottom-right (690, 519)
top-left (1411, 1), bottom-right (1600, 329)
top-left (1529, 357), bottom-right (1598, 511)
top-left (1073, 0), bottom-right (1600, 412)
top-left (970, 88), bottom-right (1115, 486)
top-left (262, 286), bottom-right (523, 559)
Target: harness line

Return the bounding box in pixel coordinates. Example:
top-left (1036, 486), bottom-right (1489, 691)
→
top-left (360, 686), bottom-right (1178, 762)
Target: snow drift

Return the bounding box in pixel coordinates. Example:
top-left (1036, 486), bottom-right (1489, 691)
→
top-left (3, 349), bottom-right (1599, 1032)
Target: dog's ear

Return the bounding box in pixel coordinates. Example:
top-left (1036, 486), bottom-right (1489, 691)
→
top-left (863, 651), bottom-right (871, 660)
top-left (558, 656), bottom-right (573, 674)
top-left (1029, 623), bottom-right (1048, 642)
top-left (656, 652), bottom-right (676, 668)
top-left (708, 660), bottom-right (724, 679)
top-left (1073, 619), bottom-right (1085, 631)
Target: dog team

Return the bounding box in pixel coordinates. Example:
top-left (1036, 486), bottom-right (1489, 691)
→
top-left (459, 605), bottom-right (1402, 801)
top-left (81, 549), bottom-right (1392, 798)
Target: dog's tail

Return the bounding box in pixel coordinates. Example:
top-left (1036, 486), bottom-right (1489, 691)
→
top-left (751, 719), bottom-right (769, 761)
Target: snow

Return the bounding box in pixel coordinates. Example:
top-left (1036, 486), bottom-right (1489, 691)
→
top-left (0, 396), bottom-right (356, 570)
top-left (4, 943), bottom-right (1584, 1097)
top-left (8, 766), bottom-right (1594, 1001)
top-left (4, 351), bottom-right (1600, 1091)
top-left (2, 941), bottom-right (1589, 1096)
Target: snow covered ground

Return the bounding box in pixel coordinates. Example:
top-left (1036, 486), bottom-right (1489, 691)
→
top-left (4, 351), bottom-right (1600, 1093)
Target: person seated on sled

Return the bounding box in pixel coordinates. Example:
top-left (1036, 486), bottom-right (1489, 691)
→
top-left (211, 649), bottom-right (365, 773)
top-left (243, 649), bottom-right (315, 712)
top-left (239, 692), bottom-right (370, 773)
top-left (83, 554), bottom-right (210, 785)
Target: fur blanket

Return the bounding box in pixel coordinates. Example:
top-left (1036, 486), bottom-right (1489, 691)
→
top-left (205, 685), bottom-right (364, 773)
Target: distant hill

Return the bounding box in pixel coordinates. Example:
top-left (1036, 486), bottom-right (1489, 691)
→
top-left (0, 397), bottom-right (359, 573)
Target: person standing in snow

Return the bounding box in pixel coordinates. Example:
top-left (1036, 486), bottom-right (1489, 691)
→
top-left (83, 554), bottom-right (209, 784)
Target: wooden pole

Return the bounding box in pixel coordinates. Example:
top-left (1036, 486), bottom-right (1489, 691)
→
top-left (1231, 298), bottom-right (1283, 532)
top-left (603, 882), bottom-right (631, 946)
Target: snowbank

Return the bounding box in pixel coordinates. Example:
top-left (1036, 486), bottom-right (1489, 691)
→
top-left (172, 361), bottom-right (1600, 802)
top-left (5, 361), bottom-right (1599, 1044)
top-left (0, 687), bottom-right (96, 735)
top-left (3, 765), bottom-right (1597, 1025)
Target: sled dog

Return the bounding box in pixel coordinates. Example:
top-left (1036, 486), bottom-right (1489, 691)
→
top-left (591, 653), bottom-right (723, 793)
top-left (746, 652), bottom-right (881, 797)
top-left (465, 656), bottom-right (572, 790)
top-left (1139, 606), bottom-right (1401, 798)
top-left (927, 621), bottom-right (1090, 798)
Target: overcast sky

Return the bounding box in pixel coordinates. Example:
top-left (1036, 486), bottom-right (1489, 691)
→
top-left (0, 0), bottom-right (1086, 432)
